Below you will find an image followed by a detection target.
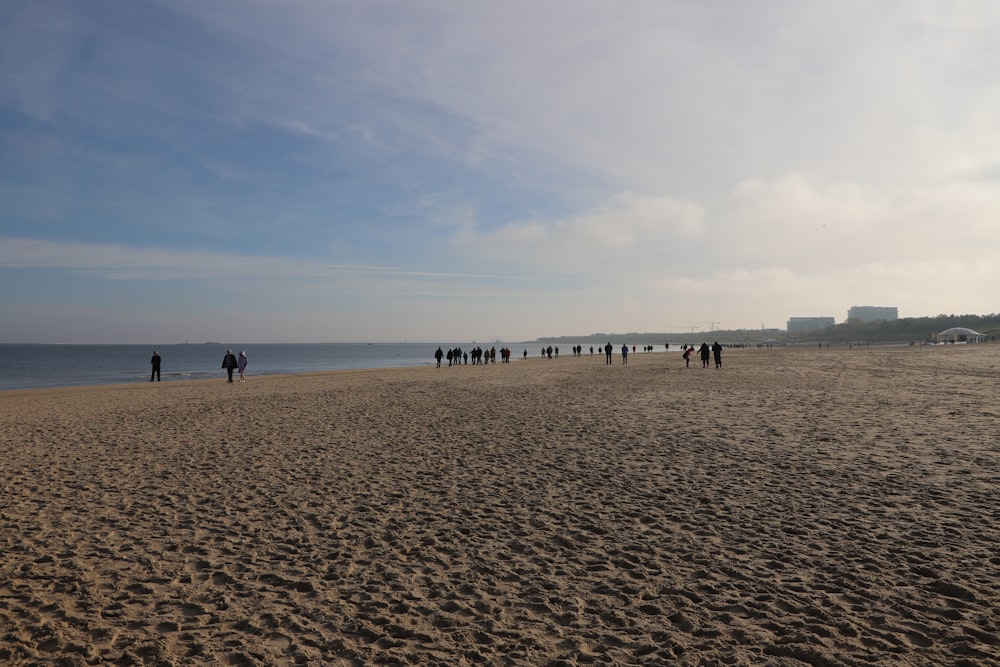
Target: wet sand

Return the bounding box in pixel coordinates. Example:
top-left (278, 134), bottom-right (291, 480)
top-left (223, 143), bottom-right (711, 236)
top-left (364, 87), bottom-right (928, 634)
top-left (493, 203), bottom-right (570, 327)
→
top-left (1, 344), bottom-right (998, 665)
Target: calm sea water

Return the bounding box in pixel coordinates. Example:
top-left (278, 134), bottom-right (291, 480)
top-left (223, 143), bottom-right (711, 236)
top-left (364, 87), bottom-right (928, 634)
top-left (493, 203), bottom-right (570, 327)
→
top-left (0, 343), bottom-right (536, 391)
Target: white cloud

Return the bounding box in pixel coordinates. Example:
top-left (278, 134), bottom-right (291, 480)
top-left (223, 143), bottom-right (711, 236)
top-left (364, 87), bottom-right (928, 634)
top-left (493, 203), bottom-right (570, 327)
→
top-left (713, 172), bottom-right (1000, 273)
top-left (0, 238), bottom-right (520, 283)
top-left (462, 192), bottom-right (704, 274)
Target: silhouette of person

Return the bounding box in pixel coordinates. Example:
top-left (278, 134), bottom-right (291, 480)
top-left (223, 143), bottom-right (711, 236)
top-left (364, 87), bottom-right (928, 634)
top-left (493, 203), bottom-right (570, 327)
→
top-left (238, 350), bottom-right (248, 382)
top-left (435, 347), bottom-right (444, 367)
top-left (222, 349), bottom-right (238, 383)
top-left (621, 344), bottom-right (629, 365)
top-left (699, 343), bottom-right (710, 368)
top-left (604, 341), bottom-right (613, 365)
top-left (712, 341), bottom-right (723, 369)
top-left (150, 350), bottom-right (161, 382)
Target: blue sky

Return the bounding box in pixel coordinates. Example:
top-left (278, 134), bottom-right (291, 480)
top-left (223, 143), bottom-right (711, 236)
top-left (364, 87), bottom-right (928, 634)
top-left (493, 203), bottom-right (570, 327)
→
top-left (2, 1), bottom-right (999, 343)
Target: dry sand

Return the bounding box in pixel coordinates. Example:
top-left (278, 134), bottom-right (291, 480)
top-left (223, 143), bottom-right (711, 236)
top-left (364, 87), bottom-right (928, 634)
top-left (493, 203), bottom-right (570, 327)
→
top-left (1, 344), bottom-right (998, 666)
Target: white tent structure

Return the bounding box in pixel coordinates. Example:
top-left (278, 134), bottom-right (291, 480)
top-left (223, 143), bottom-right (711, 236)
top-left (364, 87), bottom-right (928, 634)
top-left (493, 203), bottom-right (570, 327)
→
top-left (938, 327), bottom-right (987, 343)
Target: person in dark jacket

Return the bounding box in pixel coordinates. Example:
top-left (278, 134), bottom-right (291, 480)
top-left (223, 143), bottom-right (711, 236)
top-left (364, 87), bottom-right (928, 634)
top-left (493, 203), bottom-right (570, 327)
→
top-left (699, 343), bottom-right (711, 368)
top-left (222, 349), bottom-right (238, 383)
top-left (150, 350), bottom-right (161, 382)
top-left (712, 341), bottom-right (723, 369)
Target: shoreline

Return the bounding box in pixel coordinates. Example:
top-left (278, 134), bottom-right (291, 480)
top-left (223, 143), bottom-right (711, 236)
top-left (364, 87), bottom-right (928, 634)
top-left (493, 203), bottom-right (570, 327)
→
top-left (2, 345), bottom-right (998, 665)
top-left (0, 340), bottom-right (965, 396)
top-left (1, 340), bottom-right (983, 394)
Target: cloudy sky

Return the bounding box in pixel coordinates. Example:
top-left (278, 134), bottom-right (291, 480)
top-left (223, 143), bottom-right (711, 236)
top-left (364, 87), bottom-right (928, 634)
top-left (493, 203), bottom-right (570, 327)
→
top-left (2, 1), bottom-right (998, 343)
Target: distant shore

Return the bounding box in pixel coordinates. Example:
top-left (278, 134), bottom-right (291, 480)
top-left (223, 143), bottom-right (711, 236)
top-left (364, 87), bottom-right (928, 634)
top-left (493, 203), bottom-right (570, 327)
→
top-left (2, 345), bottom-right (997, 665)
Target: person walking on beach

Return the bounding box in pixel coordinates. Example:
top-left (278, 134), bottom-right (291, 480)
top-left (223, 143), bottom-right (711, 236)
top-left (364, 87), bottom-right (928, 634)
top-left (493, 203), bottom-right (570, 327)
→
top-left (699, 342), bottom-right (711, 368)
top-left (683, 346), bottom-right (693, 368)
top-left (712, 341), bottom-right (723, 369)
top-left (237, 350), bottom-right (248, 382)
top-left (222, 349), bottom-right (238, 383)
top-left (150, 350), bottom-right (161, 382)
top-left (621, 343), bottom-right (629, 365)
top-left (434, 347), bottom-right (444, 367)
top-left (604, 341), bottom-right (613, 365)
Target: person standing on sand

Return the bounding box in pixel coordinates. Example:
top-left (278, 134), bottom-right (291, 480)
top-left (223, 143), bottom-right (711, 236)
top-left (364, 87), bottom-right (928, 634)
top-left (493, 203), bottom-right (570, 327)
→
top-left (150, 350), bottom-right (161, 382)
top-left (238, 350), bottom-right (248, 383)
top-left (434, 347), bottom-right (444, 367)
top-left (683, 346), bottom-right (693, 368)
top-left (604, 341), bottom-right (613, 365)
top-left (621, 344), bottom-right (629, 365)
top-left (699, 342), bottom-right (710, 368)
top-left (712, 341), bottom-right (723, 369)
top-left (222, 349), bottom-right (238, 383)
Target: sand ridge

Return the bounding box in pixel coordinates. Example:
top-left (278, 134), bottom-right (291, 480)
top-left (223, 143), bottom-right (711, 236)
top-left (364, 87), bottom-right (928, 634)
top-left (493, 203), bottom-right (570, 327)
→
top-left (1, 345), bottom-right (998, 665)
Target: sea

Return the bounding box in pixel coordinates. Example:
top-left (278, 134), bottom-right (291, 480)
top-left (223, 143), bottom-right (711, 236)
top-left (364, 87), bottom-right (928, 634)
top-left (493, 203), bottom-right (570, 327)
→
top-left (0, 342), bottom-right (537, 392)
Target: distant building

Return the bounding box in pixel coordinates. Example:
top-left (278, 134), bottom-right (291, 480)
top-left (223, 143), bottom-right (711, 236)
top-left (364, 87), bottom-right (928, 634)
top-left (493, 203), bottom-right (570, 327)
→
top-left (787, 317), bottom-right (836, 333)
top-left (848, 306), bottom-right (898, 323)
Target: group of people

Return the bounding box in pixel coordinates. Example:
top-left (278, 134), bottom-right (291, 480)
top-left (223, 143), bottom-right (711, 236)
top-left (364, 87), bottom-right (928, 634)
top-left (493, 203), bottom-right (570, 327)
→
top-left (150, 340), bottom-right (728, 385)
top-left (221, 349), bottom-right (249, 383)
top-left (435, 346), bottom-right (518, 366)
top-left (505, 340), bottom-right (726, 369)
top-left (682, 342), bottom-right (724, 368)
top-left (149, 349), bottom-right (248, 383)
top-left (435, 341), bottom-right (724, 369)
top-left (599, 342), bottom-right (632, 365)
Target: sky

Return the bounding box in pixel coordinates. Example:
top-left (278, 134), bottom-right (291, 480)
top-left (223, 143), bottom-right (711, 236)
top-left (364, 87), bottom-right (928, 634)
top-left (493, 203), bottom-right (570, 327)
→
top-left (2, 1), bottom-right (999, 343)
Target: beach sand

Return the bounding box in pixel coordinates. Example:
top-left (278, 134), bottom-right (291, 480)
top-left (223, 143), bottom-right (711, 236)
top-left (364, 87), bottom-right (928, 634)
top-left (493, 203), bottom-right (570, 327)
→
top-left (1, 344), bottom-right (998, 666)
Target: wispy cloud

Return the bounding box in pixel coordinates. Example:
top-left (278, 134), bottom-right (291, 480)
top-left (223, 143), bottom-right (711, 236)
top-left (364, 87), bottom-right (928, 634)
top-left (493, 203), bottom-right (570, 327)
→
top-left (0, 238), bottom-right (531, 283)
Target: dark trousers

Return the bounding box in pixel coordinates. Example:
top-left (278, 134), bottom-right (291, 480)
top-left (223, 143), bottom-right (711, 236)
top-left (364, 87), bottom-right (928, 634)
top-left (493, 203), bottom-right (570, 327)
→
top-left (151, 368), bottom-right (160, 381)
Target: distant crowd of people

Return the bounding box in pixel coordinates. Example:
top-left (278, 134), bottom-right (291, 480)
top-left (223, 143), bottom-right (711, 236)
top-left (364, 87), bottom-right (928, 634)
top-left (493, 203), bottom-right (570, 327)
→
top-left (435, 346), bottom-right (517, 366)
top-left (147, 340), bottom-right (732, 385)
top-left (433, 341), bottom-right (728, 368)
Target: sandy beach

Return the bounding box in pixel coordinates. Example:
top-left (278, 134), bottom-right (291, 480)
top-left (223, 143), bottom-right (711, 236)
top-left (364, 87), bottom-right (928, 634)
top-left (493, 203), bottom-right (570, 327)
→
top-left (1, 344), bottom-right (998, 666)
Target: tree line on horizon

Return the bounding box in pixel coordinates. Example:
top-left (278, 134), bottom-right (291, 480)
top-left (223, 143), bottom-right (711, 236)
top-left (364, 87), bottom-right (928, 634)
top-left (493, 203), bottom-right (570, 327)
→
top-left (795, 313), bottom-right (1000, 344)
top-left (533, 313), bottom-right (1000, 346)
